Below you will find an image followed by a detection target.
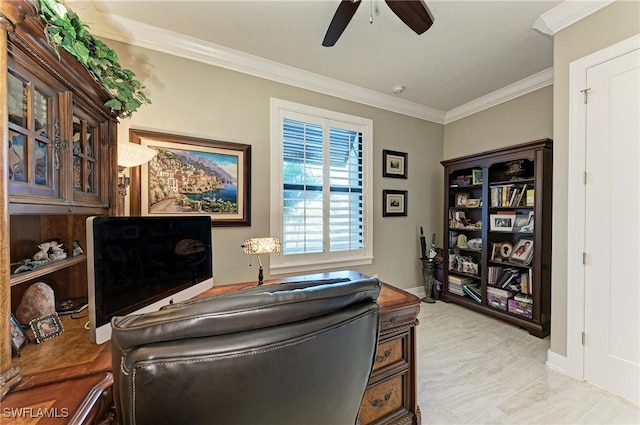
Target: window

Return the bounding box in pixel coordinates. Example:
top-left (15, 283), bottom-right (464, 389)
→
top-left (270, 99), bottom-right (373, 274)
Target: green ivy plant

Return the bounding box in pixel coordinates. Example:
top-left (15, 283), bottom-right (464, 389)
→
top-left (37, 0), bottom-right (150, 118)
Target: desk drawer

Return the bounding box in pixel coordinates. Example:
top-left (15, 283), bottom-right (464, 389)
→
top-left (359, 373), bottom-right (407, 425)
top-left (380, 306), bottom-right (419, 330)
top-left (372, 334), bottom-right (405, 373)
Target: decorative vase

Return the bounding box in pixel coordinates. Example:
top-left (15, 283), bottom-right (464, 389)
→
top-left (421, 258), bottom-right (436, 304)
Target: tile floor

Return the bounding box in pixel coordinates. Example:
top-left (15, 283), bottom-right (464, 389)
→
top-left (415, 300), bottom-right (640, 424)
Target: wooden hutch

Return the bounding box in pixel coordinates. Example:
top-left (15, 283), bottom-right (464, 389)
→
top-left (1, 0), bottom-right (119, 397)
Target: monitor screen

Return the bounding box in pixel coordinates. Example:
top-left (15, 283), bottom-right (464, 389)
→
top-left (87, 215), bottom-right (213, 343)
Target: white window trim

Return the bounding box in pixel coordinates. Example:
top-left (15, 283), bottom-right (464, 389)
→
top-left (269, 98), bottom-right (373, 275)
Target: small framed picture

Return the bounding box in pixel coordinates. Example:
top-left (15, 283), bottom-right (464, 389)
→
top-left (512, 214), bottom-right (529, 232)
top-left (490, 214), bottom-right (515, 231)
top-left (472, 168), bottom-right (483, 185)
top-left (382, 150), bottom-right (407, 179)
top-left (30, 312), bottom-right (64, 343)
top-left (10, 314), bottom-right (28, 357)
top-left (466, 198), bottom-right (480, 208)
top-left (455, 193), bottom-right (469, 207)
top-left (383, 189), bottom-right (407, 217)
top-left (510, 238), bottom-right (534, 265)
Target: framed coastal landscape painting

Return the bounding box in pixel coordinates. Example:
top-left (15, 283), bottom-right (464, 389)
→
top-left (129, 129), bottom-right (251, 226)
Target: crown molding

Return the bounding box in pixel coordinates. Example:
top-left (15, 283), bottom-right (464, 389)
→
top-left (443, 67), bottom-right (553, 124)
top-left (85, 9), bottom-right (566, 127)
top-left (533, 0), bottom-right (614, 35)
top-left (89, 11), bottom-right (446, 124)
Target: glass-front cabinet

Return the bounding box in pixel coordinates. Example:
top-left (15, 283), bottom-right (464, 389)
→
top-left (7, 68), bottom-right (63, 202)
top-left (7, 61), bottom-right (113, 208)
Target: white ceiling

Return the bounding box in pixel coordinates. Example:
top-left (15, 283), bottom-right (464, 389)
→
top-left (71, 0), bottom-right (569, 121)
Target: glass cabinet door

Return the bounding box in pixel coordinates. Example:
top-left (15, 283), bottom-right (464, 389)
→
top-left (7, 70), bottom-right (62, 201)
top-left (71, 105), bottom-right (109, 206)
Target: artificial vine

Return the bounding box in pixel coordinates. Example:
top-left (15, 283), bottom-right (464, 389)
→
top-left (37, 0), bottom-right (150, 118)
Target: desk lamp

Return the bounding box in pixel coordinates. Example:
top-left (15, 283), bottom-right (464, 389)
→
top-left (241, 237), bottom-right (281, 285)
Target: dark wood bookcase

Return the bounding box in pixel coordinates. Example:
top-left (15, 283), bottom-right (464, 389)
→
top-left (441, 139), bottom-right (552, 337)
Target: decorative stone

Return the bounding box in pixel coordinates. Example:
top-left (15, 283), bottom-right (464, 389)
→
top-left (16, 282), bottom-right (55, 325)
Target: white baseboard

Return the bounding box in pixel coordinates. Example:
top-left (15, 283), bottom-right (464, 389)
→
top-left (406, 286), bottom-right (425, 298)
top-left (546, 349), bottom-right (569, 375)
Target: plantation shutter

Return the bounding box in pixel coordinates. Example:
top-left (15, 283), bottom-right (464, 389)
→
top-left (282, 117), bottom-right (364, 256)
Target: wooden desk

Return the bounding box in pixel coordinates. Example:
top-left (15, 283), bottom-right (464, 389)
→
top-left (2, 271), bottom-right (421, 425)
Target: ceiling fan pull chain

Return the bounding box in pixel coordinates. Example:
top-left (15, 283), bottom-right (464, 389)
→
top-left (370, 0), bottom-right (373, 24)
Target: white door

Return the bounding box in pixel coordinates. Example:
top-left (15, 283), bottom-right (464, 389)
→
top-left (584, 48), bottom-right (640, 404)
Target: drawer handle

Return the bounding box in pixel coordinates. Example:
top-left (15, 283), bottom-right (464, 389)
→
top-left (375, 349), bottom-right (392, 363)
top-left (386, 315), bottom-right (397, 326)
top-left (370, 391), bottom-right (392, 408)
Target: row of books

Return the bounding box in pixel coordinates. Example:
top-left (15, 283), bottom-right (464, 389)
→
top-left (449, 274), bottom-right (534, 313)
top-left (487, 266), bottom-right (533, 294)
top-left (490, 184), bottom-right (529, 207)
top-left (448, 274), bottom-right (473, 297)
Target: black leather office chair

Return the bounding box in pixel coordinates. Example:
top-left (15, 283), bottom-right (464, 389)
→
top-left (110, 277), bottom-right (382, 425)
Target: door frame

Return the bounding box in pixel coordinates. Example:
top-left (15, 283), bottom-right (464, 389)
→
top-left (566, 34), bottom-right (640, 381)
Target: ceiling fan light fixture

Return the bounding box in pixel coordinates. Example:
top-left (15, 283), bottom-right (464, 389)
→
top-left (393, 85), bottom-right (405, 95)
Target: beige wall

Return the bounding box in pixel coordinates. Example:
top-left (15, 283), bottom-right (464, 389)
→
top-left (441, 0), bottom-right (639, 357)
top-left (443, 86), bottom-right (553, 160)
top-left (550, 0), bottom-right (640, 356)
top-left (109, 40), bottom-right (444, 290)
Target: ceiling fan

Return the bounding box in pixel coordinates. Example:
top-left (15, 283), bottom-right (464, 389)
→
top-left (322, 0), bottom-right (434, 47)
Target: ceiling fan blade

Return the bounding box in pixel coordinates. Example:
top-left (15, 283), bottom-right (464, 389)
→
top-left (322, 0), bottom-right (362, 47)
top-left (385, 0), bottom-right (434, 35)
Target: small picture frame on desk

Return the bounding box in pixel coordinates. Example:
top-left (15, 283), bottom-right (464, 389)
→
top-left (10, 314), bottom-right (28, 357)
top-left (30, 312), bottom-right (64, 343)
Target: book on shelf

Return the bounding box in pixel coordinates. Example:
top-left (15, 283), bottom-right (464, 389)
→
top-left (486, 286), bottom-right (516, 298)
top-left (448, 274), bottom-right (474, 284)
top-left (447, 281), bottom-right (465, 296)
top-left (497, 268), bottom-right (520, 288)
top-left (526, 189), bottom-right (535, 206)
top-left (461, 283), bottom-right (481, 303)
top-left (514, 293), bottom-right (533, 304)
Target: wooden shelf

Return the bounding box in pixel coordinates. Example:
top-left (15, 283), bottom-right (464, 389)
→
top-left (10, 254), bottom-right (87, 286)
top-left (441, 139), bottom-right (552, 338)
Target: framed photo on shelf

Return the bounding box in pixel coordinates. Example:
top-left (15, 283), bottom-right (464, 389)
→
top-left (490, 214), bottom-right (515, 231)
top-left (466, 198), bottom-right (480, 208)
top-left (509, 238), bottom-right (534, 265)
top-left (382, 149), bottom-right (408, 179)
top-left (512, 214), bottom-right (530, 232)
top-left (129, 129), bottom-right (251, 226)
top-left (472, 168), bottom-right (483, 185)
top-left (30, 312), bottom-right (64, 343)
top-left (10, 314), bottom-right (28, 356)
top-left (383, 189), bottom-right (407, 217)
top-left (455, 193), bottom-right (469, 207)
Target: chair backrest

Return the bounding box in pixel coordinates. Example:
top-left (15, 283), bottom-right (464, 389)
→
top-left (110, 277), bottom-right (382, 425)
